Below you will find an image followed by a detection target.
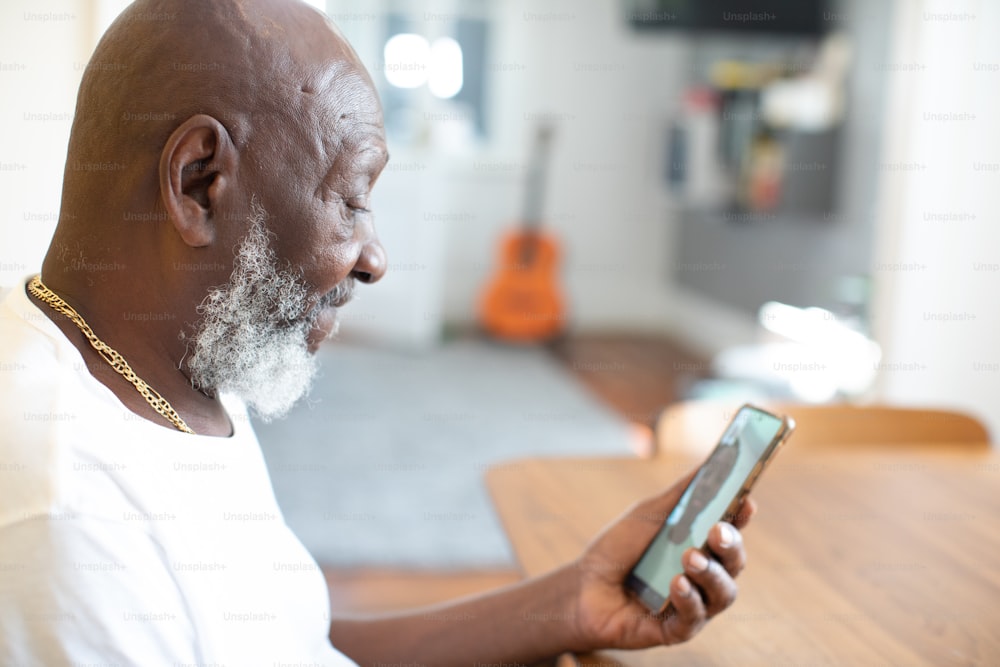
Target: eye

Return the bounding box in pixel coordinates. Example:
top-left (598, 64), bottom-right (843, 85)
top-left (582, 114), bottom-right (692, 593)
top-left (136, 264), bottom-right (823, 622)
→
top-left (349, 193), bottom-right (370, 209)
top-left (345, 194), bottom-right (372, 215)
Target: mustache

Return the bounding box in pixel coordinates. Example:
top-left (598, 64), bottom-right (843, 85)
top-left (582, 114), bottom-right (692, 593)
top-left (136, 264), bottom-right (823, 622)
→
top-left (267, 277), bottom-right (356, 331)
top-left (313, 277), bottom-right (356, 314)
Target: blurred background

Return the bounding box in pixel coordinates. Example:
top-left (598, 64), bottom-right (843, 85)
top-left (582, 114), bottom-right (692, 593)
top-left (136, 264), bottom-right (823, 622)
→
top-left (2, 0), bottom-right (999, 602)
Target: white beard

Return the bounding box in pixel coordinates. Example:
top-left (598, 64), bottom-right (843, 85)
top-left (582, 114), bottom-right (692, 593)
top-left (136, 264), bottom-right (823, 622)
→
top-left (185, 200), bottom-right (353, 421)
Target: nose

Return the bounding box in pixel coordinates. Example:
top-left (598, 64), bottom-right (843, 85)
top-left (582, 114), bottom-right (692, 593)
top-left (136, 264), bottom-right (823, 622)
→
top-left (351, 235), bottom-right (387, 284)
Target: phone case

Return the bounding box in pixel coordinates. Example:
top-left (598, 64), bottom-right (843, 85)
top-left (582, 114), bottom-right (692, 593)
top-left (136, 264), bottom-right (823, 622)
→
top-left (625, 403), bottom-right (795, 614)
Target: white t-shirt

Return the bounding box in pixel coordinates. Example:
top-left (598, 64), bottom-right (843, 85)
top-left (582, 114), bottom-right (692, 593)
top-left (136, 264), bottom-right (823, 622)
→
top-left (0, 277), bottom-right (358, 666)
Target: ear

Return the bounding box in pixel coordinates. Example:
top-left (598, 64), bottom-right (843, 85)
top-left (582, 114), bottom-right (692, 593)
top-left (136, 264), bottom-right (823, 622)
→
top-left (158, 114), bottom-right (237, 247)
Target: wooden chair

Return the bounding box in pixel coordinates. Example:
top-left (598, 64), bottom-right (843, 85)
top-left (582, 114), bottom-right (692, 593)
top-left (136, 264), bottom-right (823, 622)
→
top-left (654, 400), bottom-right (991, 457)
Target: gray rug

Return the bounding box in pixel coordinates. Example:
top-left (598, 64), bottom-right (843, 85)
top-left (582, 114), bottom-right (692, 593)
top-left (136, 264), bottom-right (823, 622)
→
top-left (254, 341), bottom-right (634, 569)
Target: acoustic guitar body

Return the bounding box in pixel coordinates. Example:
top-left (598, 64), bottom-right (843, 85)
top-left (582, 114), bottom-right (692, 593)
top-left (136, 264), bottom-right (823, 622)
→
top-left (479, 229), bottom-right (565, 342)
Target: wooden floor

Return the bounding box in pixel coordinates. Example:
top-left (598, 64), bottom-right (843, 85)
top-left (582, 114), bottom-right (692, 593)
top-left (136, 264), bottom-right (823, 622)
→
top-left (323, 333), bottom-right (708, 615)
top-left (552, 334), bottom-right (709, 429)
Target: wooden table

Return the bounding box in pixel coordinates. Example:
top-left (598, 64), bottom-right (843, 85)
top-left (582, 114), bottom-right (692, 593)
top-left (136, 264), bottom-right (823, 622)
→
top-left (486, 443), bottom-right (1000, 666)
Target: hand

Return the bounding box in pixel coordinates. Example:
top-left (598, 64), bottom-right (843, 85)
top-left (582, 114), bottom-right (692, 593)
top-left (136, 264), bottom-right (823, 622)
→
top-left (567, 472), bottom-right (756, 652)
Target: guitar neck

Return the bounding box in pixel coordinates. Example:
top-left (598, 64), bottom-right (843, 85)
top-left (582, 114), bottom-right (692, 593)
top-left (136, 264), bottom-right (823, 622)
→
top-left (522, 124), bottom-right (554, 232)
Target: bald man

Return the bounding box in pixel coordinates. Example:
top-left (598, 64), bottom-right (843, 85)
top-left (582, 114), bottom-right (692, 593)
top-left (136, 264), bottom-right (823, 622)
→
top-left (0, 1), bottom-right (753, 664)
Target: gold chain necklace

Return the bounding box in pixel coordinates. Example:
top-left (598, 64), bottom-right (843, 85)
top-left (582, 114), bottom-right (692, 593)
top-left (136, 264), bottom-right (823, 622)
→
top-left (27, 275), bottom-right (195, 434)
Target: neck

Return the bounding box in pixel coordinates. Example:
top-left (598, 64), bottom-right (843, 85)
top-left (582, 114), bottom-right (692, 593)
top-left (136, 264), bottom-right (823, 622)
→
top-left (30, 269), bottom-right (234, 437)
top-left (40, 189), bottom-right (243, 436)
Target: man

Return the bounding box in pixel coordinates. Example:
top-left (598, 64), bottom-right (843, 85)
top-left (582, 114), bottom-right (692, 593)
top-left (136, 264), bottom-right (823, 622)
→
top-left (0, 1), bottom-right (754, 664)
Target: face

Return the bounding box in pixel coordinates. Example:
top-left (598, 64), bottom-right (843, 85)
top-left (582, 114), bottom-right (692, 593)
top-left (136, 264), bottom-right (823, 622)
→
top-left (246, 58), bottom-right (389, 354)
top-left (185, 42), bottom-right (389, 419)
top-left (185, 199), bottom-right (344, 421)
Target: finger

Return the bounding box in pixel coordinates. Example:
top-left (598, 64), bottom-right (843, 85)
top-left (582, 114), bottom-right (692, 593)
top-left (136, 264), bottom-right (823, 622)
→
top-left (682, 548), bottom-right (738, 618)
top-left (660, 574), bottom-right (707, 644)
top-left (705, 522), bottom-right (747, 578)
top-left (729, 496), bottom-right (757, 530)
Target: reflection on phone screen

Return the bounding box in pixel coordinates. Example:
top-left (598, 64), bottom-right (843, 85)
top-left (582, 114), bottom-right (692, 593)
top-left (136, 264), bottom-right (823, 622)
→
top-left (632, 408), bottom-right (784, 598)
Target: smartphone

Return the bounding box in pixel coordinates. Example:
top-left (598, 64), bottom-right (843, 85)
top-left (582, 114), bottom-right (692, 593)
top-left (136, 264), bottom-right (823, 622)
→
top-left (625, 404), bottom-right (795, 614)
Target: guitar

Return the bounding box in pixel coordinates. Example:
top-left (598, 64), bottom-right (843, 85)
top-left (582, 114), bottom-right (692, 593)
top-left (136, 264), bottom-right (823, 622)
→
top-left (478, 124), bottom-right (565, 342)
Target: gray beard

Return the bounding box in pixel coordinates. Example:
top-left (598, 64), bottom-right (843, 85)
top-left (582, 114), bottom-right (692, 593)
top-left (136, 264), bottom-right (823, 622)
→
top-left (184, 200), bottom-right (353, 422)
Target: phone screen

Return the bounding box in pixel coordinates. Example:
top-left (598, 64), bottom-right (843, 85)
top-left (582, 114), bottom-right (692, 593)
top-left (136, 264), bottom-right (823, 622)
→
top-left (628, 406), bottom-right (788, 611)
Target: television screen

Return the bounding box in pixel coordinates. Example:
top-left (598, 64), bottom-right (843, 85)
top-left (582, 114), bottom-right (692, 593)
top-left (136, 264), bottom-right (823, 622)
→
top-left (626, 0), bottom-right (833, 36)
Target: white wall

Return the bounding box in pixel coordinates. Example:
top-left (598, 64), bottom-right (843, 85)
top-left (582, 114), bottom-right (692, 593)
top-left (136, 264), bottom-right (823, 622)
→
top-left (870, 0), bottom-right (1000, 439)
top-left (332, 0), bottom-right (691, 336)
top-left (445, 0), bottom-right (687, 333)
top-left (0, 1), bottom-right (99, 286)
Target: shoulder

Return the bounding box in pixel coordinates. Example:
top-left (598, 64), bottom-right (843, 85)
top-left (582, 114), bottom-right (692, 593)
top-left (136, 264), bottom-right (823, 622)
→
top-left (0, 279), bottom-right (68, 402)
top-left (0, 282), bottom-right (75, 516)
top-left (0, 280), bottom-right (124, 526)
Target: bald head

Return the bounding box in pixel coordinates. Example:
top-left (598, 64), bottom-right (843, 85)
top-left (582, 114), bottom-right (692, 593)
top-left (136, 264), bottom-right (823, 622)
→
top-left (50, 0), bottom-right (387, 278)
top-left (39, 0), bottom-right (389, 432)
top-left (67, 0), bottom-right (376, 185)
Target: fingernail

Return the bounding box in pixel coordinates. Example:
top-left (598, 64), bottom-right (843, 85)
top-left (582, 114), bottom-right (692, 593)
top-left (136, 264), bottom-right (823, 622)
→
top-left (687, 551), bottom-right (709, 573)
top-left (718, 524), bottom-right (734, 548)
top-left (676, 576), bottom-right (692, 597)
